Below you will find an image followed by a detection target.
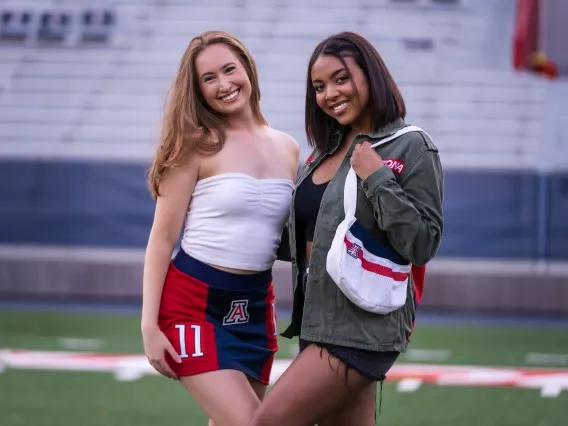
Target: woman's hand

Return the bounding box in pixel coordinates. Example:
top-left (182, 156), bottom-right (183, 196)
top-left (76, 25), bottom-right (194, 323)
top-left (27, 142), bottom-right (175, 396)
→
top-left (350, 141), bottom-right (384, 181)
top-left (142, 325), bottom-right (182, 379)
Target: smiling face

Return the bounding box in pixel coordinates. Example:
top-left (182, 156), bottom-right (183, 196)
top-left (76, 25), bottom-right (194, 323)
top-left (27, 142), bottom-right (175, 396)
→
top-left (304, 32), bottom-right (406, 152)
top-left (194, 43), bottom-right (253, 117)
top-left (310, 54), bottom-right (371, 131)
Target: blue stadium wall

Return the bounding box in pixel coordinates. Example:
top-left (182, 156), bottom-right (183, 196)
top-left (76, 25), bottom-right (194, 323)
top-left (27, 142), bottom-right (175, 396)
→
top-left (1, 158), bottom-right (567, 260)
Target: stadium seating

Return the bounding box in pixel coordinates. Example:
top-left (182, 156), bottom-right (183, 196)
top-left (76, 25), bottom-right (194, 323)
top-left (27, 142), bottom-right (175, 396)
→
top-left (0, 0), bottom-right (547, 162)
top-left (1, 10), bottom-right (33, 41)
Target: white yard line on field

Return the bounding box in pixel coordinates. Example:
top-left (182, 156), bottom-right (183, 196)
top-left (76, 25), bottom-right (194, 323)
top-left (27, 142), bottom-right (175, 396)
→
top-left (2, 349), bottom-right (568, 398)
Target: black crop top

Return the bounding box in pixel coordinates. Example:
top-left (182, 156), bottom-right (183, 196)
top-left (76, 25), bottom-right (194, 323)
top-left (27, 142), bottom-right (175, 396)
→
top-left (294, 172), bottom-right (329, 243)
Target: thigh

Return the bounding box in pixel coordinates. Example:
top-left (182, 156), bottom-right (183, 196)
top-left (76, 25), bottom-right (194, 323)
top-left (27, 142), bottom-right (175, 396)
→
top-left (249, 344), bottom-right (373, 426)
top-left (248, 377), bottom-right (268, 401)
top-left (317, 382), bottom-right (376, 426)
top-left (207, 377), bottom-right (267, 426)
top-left (181, 369), bottom-right (261, 426)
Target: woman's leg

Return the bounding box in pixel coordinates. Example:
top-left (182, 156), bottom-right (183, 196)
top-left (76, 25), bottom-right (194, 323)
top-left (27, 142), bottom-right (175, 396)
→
top-left (207, 377), bottom-right (267, 426)
top-left (181, 370), bottom-right (264, 426)
top-left (248, 344), bottom-right (373, 426)
top-left (248, 377), bottom-right (269, 401)
top-left (317, 381), bottom-right (377, 426)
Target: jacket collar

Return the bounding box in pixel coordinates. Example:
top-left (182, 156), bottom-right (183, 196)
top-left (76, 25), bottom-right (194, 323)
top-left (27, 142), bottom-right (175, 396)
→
top-left (367, 117), bottom-right (407, 139)
top-left (305, 118), bottom-right (407, 167)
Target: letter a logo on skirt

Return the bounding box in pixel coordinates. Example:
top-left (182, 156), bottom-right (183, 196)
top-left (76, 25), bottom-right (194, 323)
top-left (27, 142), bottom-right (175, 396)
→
top-left (223, 300), bottom-right (250, 325)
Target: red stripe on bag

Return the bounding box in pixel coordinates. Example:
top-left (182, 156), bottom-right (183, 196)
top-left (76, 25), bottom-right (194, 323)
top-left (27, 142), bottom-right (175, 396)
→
top-left (411, 265), bottom-right (425, 306)
top-left (344, 237), bottom-right (409, 282)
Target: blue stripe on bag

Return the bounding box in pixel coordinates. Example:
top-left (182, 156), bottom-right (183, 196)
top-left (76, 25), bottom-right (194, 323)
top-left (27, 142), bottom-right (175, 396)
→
top-left (348, 221), bottom-right (409, 266)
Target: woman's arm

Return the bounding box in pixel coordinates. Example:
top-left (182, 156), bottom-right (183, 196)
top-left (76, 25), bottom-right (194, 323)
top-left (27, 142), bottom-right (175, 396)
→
top-left (351, 136), bottom-right (444, 266)
top-left (141, 154), bottom-right (199, 378)
top-left (359, 146), bottom-right (444, 266)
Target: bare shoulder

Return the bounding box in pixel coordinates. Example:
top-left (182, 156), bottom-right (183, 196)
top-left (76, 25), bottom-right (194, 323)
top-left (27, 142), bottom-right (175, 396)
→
top-left (159, 150), bottom-right (202, 194)
top-left (266, 127), bottom-right (300, 158)
top-left (264, 127), bottom-right (300, 179)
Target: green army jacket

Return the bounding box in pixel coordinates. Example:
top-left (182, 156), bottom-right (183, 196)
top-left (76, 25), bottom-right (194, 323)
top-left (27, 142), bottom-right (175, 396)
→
top-left (280, 118), bottom-right (444, 352)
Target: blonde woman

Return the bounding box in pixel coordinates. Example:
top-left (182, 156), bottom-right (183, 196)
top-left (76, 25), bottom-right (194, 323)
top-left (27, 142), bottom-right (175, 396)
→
top-left (141, 31), bottom-right (299, 426)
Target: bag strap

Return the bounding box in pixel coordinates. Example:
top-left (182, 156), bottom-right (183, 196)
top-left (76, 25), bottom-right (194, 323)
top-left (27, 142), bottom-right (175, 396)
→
top-left (369, 125), bottom-right (425, 149)
top-left (343, 126), bottom-right (425, 218)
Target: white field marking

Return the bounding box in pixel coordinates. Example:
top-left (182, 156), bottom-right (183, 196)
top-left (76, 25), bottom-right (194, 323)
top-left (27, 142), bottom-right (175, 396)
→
top-left (540, 384), bottom-right (564, 398)
top-left (526, 353), bottom-right (568, 367)
top-left (397, 378), bottom-right (423, 393)
top-left (58, 338), bottom-right (103, 351)
top-left (2, 349), bottom-right (568, 397)
top-left (404, 349), bottom-right (452, 362)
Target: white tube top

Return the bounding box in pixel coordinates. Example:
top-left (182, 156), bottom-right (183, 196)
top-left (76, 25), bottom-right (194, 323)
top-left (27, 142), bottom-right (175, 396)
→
top-left (180, 173), bottom-right (294, 271)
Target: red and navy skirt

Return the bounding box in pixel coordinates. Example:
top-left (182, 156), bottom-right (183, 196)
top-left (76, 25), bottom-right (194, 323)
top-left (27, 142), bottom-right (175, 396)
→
top-left (158, 249), bottom-right (278, 385)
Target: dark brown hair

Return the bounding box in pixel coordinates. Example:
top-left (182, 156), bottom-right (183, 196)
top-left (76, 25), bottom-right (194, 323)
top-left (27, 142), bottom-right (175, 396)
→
top-left (305, 31), bottom-right (406, 152)
top-left (148, 30), bottom-right (266, 199)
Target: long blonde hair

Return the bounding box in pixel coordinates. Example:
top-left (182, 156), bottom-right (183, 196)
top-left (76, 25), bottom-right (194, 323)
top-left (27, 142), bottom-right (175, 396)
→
top-left (148, 31), bottom-right (266, 199)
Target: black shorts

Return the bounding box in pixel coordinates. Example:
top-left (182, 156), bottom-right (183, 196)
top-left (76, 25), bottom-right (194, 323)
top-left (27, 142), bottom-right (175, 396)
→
top-left (299, 338), bottom-right (399, 383)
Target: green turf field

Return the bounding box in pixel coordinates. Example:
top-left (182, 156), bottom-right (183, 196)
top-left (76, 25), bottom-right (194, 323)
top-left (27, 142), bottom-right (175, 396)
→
top-left (1, 309), bottom-right (567, 425)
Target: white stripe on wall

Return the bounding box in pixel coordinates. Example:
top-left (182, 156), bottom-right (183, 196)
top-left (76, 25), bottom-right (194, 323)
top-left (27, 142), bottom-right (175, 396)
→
top-left (0, 245), bottom-right (567, 277)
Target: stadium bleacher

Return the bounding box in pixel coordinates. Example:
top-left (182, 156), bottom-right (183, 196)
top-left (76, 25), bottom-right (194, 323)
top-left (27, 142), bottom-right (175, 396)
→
top-left (0, 0), bottom-right (546, 161)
